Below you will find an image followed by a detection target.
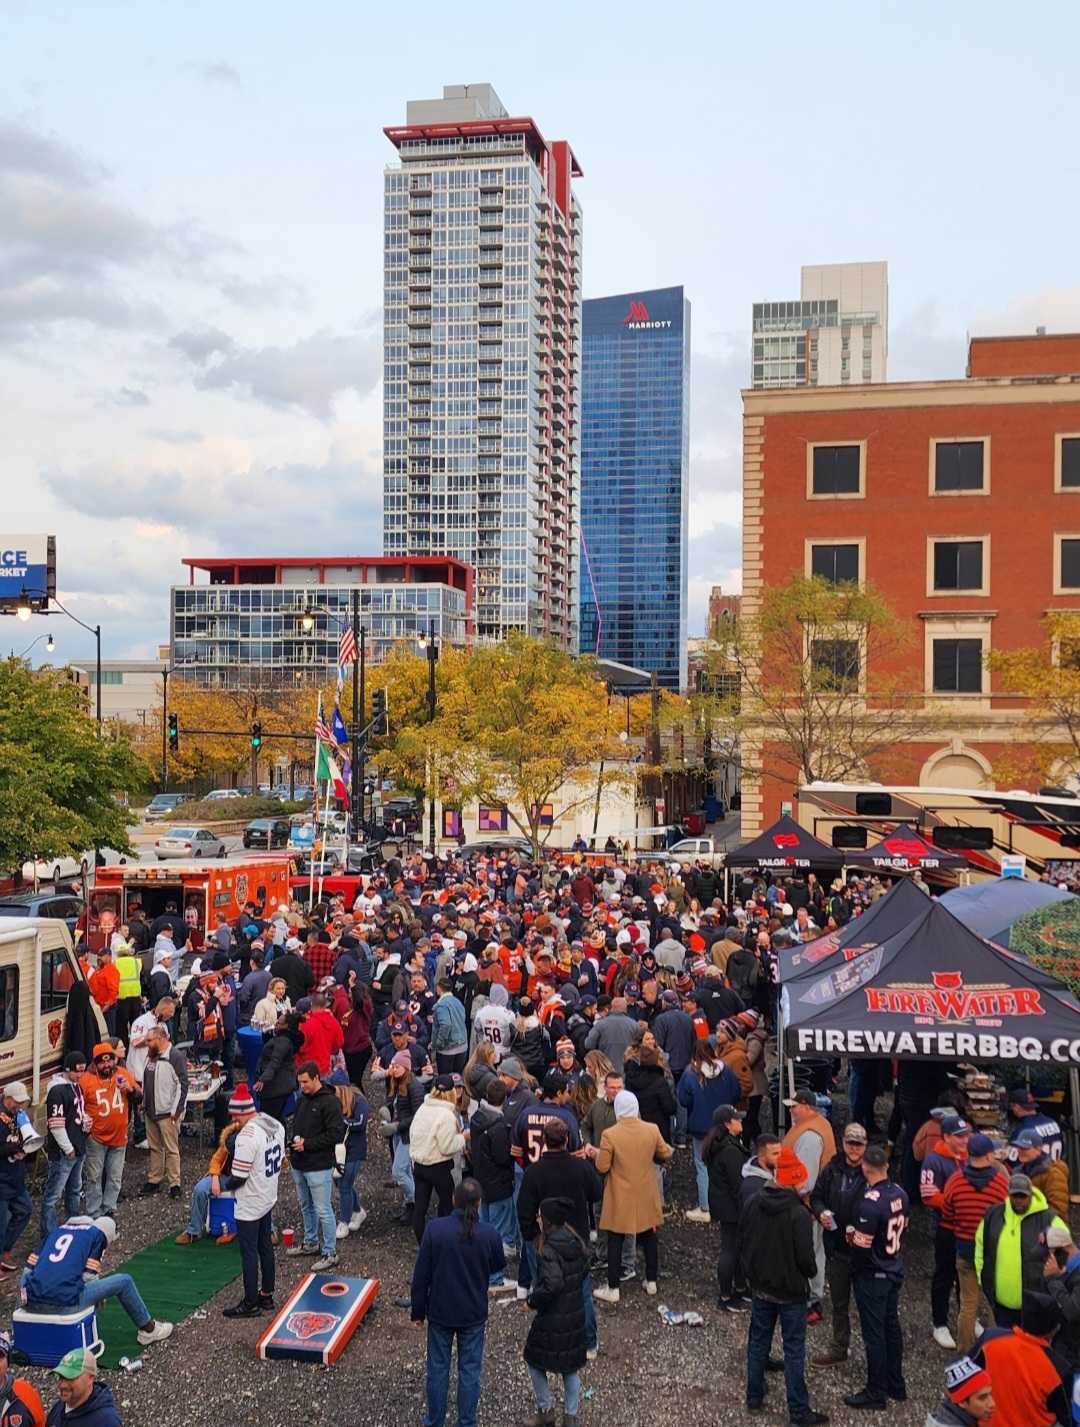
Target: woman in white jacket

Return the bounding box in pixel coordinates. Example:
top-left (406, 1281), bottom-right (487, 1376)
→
top-left (408, 1078), bottom-right (466, 1245)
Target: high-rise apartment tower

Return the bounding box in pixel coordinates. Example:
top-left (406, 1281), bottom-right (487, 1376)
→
top-left (751, 261), bottom-right (888, 389)
top-left (383, 84), bottom-right (583, 646)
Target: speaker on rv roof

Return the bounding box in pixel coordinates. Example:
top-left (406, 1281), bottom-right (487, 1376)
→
top-left (1039, 786), bottom-right (1078, 799)
top-left (855, 792), bottom-right (892, 816)
top-left (832, 826), bottom-right (868, 850)
top-left (933, 825), bottom-right (993, 851)
top-left (1058, 832), bottom-right (1080, 850)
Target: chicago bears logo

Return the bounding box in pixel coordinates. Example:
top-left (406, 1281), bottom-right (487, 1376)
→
top-left (285, 1311), bottom-right (339, 1340)
top-left (235, 873), bottom-right (248, 907)
top-left (47, 1019), bottom-right (62, 1048)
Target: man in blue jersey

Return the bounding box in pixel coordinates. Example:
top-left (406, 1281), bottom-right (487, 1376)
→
top-left (511, 1071), bottom-right (581, 1169)
top-left (1006, 1087), bottom-right (1063, 1161)
top-left (844, 1145), bottom-right (910, 1411)
top-left (22, 1216), bottom-right (173, 1347)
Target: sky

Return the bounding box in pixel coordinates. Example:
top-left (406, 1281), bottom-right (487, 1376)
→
top-left (3, 0), bottom-right (1080, 668)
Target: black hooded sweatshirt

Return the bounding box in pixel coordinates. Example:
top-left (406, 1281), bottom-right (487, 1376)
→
top-left (739, 1181), bottom-right (817, 1302)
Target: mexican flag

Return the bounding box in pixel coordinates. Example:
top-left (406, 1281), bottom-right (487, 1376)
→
top-left (317, 740), bottom-right (349, 804)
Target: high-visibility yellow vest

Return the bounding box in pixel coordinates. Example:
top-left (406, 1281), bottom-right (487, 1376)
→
top-left (116, 956), bottom-right (142, 1001)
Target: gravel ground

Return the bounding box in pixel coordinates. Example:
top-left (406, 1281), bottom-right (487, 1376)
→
top-left (0, 1125), bottom-right (969, 1427)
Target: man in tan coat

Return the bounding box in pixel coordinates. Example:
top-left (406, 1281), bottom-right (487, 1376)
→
top-left (591, 1090), bottom-right (673, 1305)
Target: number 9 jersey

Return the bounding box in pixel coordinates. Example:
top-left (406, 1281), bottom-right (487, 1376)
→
top-left (850, 1178), bottom-right (910, 1277)
top-left (232, 1113), bottom-right (287, 1222)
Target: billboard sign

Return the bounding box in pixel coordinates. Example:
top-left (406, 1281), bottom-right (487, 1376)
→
top-left (0, 535), bottom-right (55, 611)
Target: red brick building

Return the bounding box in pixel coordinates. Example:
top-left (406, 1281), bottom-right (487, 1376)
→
top-left (740, 332), bottom-right (1080, 835)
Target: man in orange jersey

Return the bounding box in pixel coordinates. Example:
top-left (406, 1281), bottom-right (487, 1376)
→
top-left (87, 947), bottom-right (120, 1037)
top-left (81, 1045), bottom-right (139, 1218)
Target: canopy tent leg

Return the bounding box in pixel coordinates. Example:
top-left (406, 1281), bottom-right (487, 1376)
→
top-left (1069, 1068), bottom-right (1080, 1205)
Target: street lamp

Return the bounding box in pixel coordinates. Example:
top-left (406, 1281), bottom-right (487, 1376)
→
top-left (14, 589), bottom-right (101, 726)
top-left (300, 610), bottom-right (316, 634)
top-left (14, 632), bottom-right (55, 659)
top-left (418, 619), bottom-right (439, 853)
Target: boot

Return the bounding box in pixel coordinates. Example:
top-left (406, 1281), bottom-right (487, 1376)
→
top-left (812, 1347), bottom-right (848, 1366)
top-left (521, 1412), bottom-right (554, 1427)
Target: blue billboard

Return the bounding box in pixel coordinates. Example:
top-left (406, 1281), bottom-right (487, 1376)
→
top-left (0, 535), bottom-right (55, 610)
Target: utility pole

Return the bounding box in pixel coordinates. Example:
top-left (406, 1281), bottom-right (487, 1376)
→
top-left (424, 618), bottom-right (439, 855)
top-left (160, 666), bottom-right (170, 791)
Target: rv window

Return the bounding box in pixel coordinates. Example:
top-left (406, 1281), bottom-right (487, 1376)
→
top-left (0, 967), bottom-right (17, 1042)
top-left (40, 946), bottom-right (73, 1013)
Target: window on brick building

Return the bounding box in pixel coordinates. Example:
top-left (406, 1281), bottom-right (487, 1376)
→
top-left (810, 543), bottom-right (860, 584)
top-left (1060, 538), bottom-right (1080, 591)
top-left (810, 639), bottom-right (859, 690)
top-left (932, 540), bottom-right (985, 592)
top-left (1062, 438), bottom-right (1080, 489)
top-left (934, 440), bottom-right (986, 492)
top-left (932, 638), bottom-right (983, 693)
top-left (811, 445), bottom-right (862, 495)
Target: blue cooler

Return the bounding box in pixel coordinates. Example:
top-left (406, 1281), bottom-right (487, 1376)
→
top-left (209, 1194), bottom-right (237, 1236)
top-left (12, 1306), bottom-right (102, 1367)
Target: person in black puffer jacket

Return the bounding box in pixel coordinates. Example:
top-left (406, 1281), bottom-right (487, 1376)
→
top-left (702, 1104), bottom-right (750, 1309)
top-left (254, 1019), bottom-right (301, 1125)
top-left (524, 1196), bottom-right (588, 1427)
top-left (624, 1044), bottom-right (677, 1142)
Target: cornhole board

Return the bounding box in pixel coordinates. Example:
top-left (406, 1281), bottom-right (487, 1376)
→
top-left (255, 1274), bottom-right (379, 1364)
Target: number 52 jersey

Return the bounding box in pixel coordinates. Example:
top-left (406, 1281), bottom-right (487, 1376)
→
top-left (232, 1113), bottom-right (287, 1221)
top-left (850, 1178), bottom-right (910, 1277)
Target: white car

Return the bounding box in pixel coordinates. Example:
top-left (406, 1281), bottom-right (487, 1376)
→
top-left (204, 789), bottom-right (242, 801)
top-left (155, 827), bottom-right (227, 860)
top-left (20, 853), bottom-right (91, 885)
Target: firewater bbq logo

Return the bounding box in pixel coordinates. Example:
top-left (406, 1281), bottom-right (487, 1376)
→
top-left (865, 969), bottom-right (1045, 1024)
top-left (623, 300), bottom-right (672, 331)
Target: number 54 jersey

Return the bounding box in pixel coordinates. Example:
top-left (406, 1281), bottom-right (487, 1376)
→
top-left (850, 1178), bottom-right (910, 1277)
top-left (233, 1112), bottom-right (287, 1221)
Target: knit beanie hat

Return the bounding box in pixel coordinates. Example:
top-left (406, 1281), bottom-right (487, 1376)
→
top-left (945, 1355), bottom-right (991, 1405)
top-left (774, 1146), bottom-right (808, 1189)
top-left (390, 1050), bottom-right (412, 1072)
top-left (555, 1037), bottom-right (576, 1059)
top-left (228, 1085), bottom-right (256, 1117)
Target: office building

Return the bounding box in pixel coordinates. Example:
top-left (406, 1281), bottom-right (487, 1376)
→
top-left (382, 83), bottom-right (583, 647)
top-left (81, 659), bottom-right (168, 724)
top-left (171, 556), bottom-right (470, 688)
top-left (579, 286), bottom-right (690, 689)
top-left (751, 261), bottom-right (888, 389)
top-left (739, 328), bottom-right (1080, 834)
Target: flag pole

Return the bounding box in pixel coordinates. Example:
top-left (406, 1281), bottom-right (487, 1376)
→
top-left (309, 693), bottom-right (321, 911)
top-left (316, 771), bottom-right (333, 909)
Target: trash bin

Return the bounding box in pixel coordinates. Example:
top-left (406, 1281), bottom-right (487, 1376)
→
top-left (685, 812), bottom-right (705, 835)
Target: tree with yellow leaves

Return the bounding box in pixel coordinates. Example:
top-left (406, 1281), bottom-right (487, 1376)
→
top-left (986, 612), bottom-right (1080, 786)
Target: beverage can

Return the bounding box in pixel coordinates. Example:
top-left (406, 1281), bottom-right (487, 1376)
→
top-left (119, 1357), bottom-right (143, 1372)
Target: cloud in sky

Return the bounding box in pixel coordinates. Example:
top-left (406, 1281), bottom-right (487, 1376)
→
top-left (196, 61), bottom-right (241, 89)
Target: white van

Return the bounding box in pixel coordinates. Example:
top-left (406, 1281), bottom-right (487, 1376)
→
top-left (0, 919), bottom-right (106, 1105)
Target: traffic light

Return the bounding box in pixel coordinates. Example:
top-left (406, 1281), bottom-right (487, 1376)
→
top-left (250, 722), bottom-right (262, 750)
top-left (371, 688), bottom-right (388, 735)
top-left (167, 713), bottom-right (179, 752)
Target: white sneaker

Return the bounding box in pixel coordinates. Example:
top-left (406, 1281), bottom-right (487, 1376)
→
top-left (933, 1325), bottom-right (957, 1350)
top-left (589, 1229), bottom-right (598, 1243)
top-left (516, 1284), bottom-right (529, 1300)
top-left (134, 1140), bottom-right (149, 1151)
top-left (137, 1320), bottom-right (174, 1346)
top-left (489, 1279), bottom-right (518, 1294)
top-left (349, 1209), bottom-right (367, 1231)
top-left (593, 1286), bottom-right (620, 1305)
top-left (643, 1280), bottom-right (657, 1296)
top-left (335, 1223), bottom-right (350, 1240)
top-left (312, 1253), bottom-right (339, 1272)
top-left (586, 1347), bottom-right (598, 1361)
top-left (973, 1321), bottom-right (984, 1340)
top-left (685, 1208), bottom-right (711, 1224)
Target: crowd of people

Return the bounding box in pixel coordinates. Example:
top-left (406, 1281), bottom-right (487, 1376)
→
top-left (1, 844), bottom-right (1076, 1425)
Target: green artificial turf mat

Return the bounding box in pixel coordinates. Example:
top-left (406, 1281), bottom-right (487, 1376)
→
top-left (93, 1230), bottom-right (240, 1367)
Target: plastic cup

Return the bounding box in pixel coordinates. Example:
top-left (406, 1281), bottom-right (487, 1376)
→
top-left (282, 1227), bottom-right (294, 1248)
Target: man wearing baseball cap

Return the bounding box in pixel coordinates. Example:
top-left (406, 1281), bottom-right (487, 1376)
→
top-left (45, 1348), bottom-right (118, 1427)
top-left (1014, 1127), bottom-right (1070, 1220)
top-left (0, 1082), bottom-right (34, 1275)
top-left (810, 1122), bottom-right (868, 1366)
top-left (926, 1355), bottom-right (994, 1426)
top-left (1006, 1085), bottom-right (1063, 1163)
top-left (975, 1171), bottom-right (1067, 1329)
top-left (939, 1133), bottom-right (1008, 1352)
top-left (921, 1114), bottom-right (971, 1349)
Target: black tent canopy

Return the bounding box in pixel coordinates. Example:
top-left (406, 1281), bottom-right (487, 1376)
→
top-left (779, 876), bottom-right (930, 983)
top-left (726, 814), bottom-right (844, 871)
top-left (843, 826), bottom-right (968, 874)
top-left (782, 897), bottom-right (1080, 1064)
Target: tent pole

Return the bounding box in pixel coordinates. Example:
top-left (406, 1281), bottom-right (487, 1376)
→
top-left (1069, 1067), bottom-right (1080, 1205)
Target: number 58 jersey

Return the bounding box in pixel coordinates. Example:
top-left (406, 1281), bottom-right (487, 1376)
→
top-left (850, 1178), bottom-right (910, 1277)
top-left (232, 1112), bottom-right (287, 1222)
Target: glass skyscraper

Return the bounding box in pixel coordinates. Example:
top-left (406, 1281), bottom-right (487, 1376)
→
top-left (579, 286), bottom-right (690, 689)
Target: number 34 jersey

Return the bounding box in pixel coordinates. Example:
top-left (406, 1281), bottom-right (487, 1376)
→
top-left (850, 1178), bottom-right (910, 1277)
top-left (232, 1113), bottom-right (287, 1222)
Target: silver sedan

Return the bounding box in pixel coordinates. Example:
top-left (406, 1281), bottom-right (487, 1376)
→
top-left (154, 826), bottom-right (227, 860)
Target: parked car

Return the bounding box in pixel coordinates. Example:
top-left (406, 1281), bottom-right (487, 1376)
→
top-left (155, 827), bottom-right (227, 860)
top-left (204, 789), bottom-right (242, 801)
top-left (243, 818), bottom-right (291, 850)
top-left (0, 891), bottom-right (84, 937)
top-left (145, 793), bottom-right (190, 819)
top-left (19, 853), bottom-right (91, 887)
top-left (458, 837), bottom-right (534, 859)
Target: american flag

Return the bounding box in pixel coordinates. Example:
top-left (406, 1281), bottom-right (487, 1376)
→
top-left (338, 626), bottom-right (358, 667)
top-left (314, 697), bottom-right (332, 745)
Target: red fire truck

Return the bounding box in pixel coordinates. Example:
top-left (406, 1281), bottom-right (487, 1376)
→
top-left (85, 858), bottom-right (293, 952)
